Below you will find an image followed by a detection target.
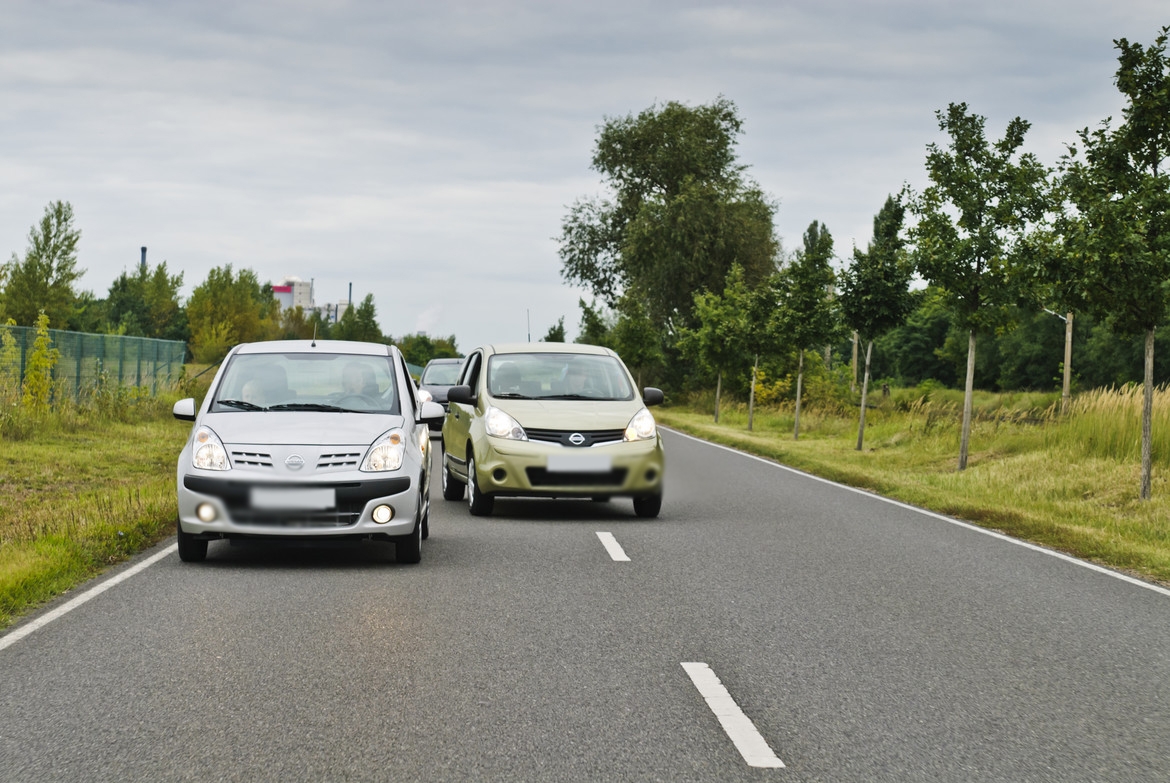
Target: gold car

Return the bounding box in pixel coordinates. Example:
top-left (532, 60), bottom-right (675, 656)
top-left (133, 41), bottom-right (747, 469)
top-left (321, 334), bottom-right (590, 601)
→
top-left (440, 342), bottom-right (665, 517)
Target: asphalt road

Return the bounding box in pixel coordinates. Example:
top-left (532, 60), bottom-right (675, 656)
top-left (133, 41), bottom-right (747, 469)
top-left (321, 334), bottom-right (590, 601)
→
top-left (2, 428), bottom-right (1168, 782)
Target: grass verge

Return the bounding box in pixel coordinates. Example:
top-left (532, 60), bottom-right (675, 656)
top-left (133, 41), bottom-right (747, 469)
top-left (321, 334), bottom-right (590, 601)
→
top-left (656, 398), bottom-right (1170, 589)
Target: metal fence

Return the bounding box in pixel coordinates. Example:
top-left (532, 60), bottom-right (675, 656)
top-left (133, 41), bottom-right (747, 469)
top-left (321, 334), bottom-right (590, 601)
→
top-left (0, 325), bottom-right (187, 399)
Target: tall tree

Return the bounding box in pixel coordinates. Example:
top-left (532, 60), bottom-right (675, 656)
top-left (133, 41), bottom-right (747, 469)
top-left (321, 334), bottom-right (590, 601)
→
top-left (1047, 27), bottom-right (1170, 499)
top-left (576, 298), bottom-right (616, 349)
top-left (780, 221), bottom-right (840, 439)
top-left (839, 196), bottom-right (915, 449)
top-left (186, 265), bottom-right (280, 363)
top-left (559, 97), bottom-right (778, 339)
top-left (2, 201), bottom-right (84, 328)
top-left (909, 103), bottom-right (1049, 470)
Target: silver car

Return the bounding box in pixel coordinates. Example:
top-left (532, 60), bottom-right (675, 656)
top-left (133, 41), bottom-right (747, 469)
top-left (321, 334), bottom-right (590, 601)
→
top-left (172, 340), bottom-right (445, 564)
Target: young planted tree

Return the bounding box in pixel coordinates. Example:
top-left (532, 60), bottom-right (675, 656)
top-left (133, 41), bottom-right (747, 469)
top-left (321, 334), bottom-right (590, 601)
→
top-left (779, 221), bottom-right (840, 439)
top-left (839, 196), bottom-right (915, 449)
top-left (541, 317), bottom-right (567, 343)
top-left (1048, 28), bottom-right (1170, 499)
top-left (909, 103), bottom-right (1049, 469)
top-left (2, 201), bottom-right (84, 328)
top-left (679, 265), bottom-right (755, 423)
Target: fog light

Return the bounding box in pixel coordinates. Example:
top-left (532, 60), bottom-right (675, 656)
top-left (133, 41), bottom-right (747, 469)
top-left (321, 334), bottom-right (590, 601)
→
top-left (372, 504), bottom-right (394, 524)
top-left (492, 468), bottom-right (506, 482)
top-left (196, 503), bottom-right (217, 522)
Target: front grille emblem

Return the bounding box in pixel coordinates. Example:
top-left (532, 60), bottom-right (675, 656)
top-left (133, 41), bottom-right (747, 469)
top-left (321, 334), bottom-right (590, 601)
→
top-left (285, 454), bottom-right (306, 470)
top-left (568, 433), bottom-right (586, 446)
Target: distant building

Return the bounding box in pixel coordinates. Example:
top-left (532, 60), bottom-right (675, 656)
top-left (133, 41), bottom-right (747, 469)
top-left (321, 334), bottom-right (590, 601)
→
top-left (272, 276), bottom-right (314, 311)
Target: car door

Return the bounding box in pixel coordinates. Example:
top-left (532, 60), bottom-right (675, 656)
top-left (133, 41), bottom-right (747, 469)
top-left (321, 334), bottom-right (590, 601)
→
top-left (442, 350), bottom-right (481, 474)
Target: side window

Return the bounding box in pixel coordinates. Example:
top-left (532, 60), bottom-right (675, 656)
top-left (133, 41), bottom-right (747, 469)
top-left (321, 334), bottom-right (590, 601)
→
top-left (460, 352), bottom-right (482, 391)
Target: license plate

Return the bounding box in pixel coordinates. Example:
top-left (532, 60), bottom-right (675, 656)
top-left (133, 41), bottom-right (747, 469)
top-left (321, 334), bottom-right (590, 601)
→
top-left (250, 487), bottom-right (336, 510)
top-left (547, 453), bottom-right (612, 473)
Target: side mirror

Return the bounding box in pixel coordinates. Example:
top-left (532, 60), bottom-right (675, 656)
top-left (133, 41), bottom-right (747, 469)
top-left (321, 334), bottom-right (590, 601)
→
top-left (173, 398), bottom-right (197, 421)
top-left (446, 385), bottom-right (475, 405)
top-left (419, 400), bottom-right (445, 424)
top-left (642, 387), bottom-right (664, 407)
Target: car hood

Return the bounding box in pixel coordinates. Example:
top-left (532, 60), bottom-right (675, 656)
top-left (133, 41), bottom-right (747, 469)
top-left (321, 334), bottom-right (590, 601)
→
top-left (489, 398), bottom-right (642, 430)
top-left (201, 411), bottom-right (405, 445)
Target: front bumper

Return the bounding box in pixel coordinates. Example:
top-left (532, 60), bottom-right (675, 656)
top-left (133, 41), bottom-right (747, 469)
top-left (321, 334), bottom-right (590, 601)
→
top-left (471, 436), bottom-right (664, 498)
top-left (177, 473), bottom-right (418, 538)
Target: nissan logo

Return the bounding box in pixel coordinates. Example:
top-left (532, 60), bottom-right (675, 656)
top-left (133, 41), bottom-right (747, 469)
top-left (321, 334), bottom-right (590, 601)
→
top-left (285, 454), bottom-right (306, 470)
top-left (568, 433), bottom-right (586, 446)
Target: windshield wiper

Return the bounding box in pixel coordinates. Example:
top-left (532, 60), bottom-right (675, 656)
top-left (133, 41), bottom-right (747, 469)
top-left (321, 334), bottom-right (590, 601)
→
top-left (218, 399), bottom-right (267, 411)
top-left (266, 403), bottom-right (354, 413)
top-left (491, 393), bottom-right (533, 400)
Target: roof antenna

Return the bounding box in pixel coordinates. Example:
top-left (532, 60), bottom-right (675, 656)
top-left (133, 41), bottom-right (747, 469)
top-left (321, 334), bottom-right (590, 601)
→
top-left (311, 322), bottom-right (317, 348)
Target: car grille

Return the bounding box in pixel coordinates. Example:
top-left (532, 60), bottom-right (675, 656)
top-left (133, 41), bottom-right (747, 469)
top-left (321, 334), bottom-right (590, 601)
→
top-left (183, 476), bottom-right (411, 528)
top-left (231, 450), bottom-right (274, 468)
top-left (525, 467), bottom-right (628, 487)
top-left (229, 509), bottom-right (362, 527)
top-left (524, 428), bottom-right (625, 447)
top-left (317, 452), bottom-right (362, 469)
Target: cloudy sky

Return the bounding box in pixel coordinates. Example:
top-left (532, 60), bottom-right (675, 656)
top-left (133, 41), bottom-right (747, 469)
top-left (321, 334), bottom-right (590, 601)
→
top-left (1, 1), bottom-right (1165, 352)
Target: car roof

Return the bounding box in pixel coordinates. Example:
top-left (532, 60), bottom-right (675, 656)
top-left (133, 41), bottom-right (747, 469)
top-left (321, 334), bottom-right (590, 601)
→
top-left (233, 340), bottom-right (394, 356)
top-left (483, 342), bottom-right (614, 357)
top-left (424, 357), bottom-right (464, 365)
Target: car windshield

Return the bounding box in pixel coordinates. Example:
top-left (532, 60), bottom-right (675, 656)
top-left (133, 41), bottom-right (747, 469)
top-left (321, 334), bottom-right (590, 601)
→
top-left (421, 361), bottom-right (462, 385)
top-left (212, 352), bottom-right (400, 414)
top-left (486, 353), bottom-right (635, 401)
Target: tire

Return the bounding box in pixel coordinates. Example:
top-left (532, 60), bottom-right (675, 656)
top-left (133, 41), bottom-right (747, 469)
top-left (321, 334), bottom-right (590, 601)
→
top-left (176, 520), bottom-right (208, 562)
top-left (466, 453), bottom-right (494, 517)
top-left (395, 513), bottom-right (422, 565)
top-left (420, 487), bottom-right (431, 540)
top-left (633, 494), bottom-right (662, 518)
top-left (441, 451), bottom-right (465, 501)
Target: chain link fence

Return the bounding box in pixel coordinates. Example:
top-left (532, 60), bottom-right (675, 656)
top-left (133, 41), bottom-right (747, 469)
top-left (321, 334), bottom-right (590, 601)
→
top-left (0, 325), bottom-right (187, 399)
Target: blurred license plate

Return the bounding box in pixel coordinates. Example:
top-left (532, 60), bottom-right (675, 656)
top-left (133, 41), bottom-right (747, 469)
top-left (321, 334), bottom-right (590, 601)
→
top-left (547, 453), bottom-right (612, 473)
top-left (250, 487), bottom-right (335, 510)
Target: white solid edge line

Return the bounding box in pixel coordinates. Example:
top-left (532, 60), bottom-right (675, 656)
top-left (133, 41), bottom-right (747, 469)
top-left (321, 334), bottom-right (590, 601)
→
top-left (0, 543), bottom-right (179, 653)
top-left (682, 662), bottom-right (785, 769)
top-left (596, 531), bottom-right (631, 561)
top-left (663, 427), bottom-right (1170, 599)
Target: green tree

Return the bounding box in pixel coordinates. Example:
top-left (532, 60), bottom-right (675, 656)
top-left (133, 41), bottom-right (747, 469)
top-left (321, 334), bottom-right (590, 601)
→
top-left (610, 294), bottom-right (663, 388)
top-left (185, 266), bottom-right (280, 363)
top-left (559, 97), bottom-right (778, 338)
top-left (541, 316), bottom-right (566, 342)
top-left (576, 298), bottom-right (615, 349)
top-left (909, 103), bottom-right (1049, 469)
top-left (21, 311), bottom-right (59, 415)
top-left (394, 333), bottom-right (460, 366)
top-left (779, 221), bottom-right (841, 439)
top-left (333, 294), bottom-right (383, 343)
top-left (679, 266), bottom-right (750, 422)
top-left (1047, 27), bottom-right (1170, 498)
top-left (105, 260), bottom-right (188, 341)
top-left (839, 196), bottom-right (915, 449)
top-left (2, 201), bottom-right (84, 328)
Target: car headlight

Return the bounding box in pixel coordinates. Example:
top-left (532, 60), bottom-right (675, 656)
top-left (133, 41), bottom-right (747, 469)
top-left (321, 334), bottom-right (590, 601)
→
top-left (623, 408), bottom-right (656, 442)
top-left (192, 426), bottom-right (230, 471)
top-left (362, 429), bottom-right (406, 472)
top-left (485, 406), bottom-right (527, 440)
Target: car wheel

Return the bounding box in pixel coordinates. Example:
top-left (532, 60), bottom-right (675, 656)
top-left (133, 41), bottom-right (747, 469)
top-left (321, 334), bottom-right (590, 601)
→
top-left (633, 494), bottom-right (662, 518)
top-left (467, 454), bottom-right (494, 517)
top-left (441, 451), bottom-right (465, 501)
top-left (395, 513), bottom-right (422, 565)
top-left (176, 520), bottom-right (208, 562)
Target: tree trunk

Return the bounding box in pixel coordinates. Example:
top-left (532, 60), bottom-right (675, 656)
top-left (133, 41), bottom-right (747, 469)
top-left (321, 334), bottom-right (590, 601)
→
top-left (1141, 327), bottom-right (1154, 500)
top-left (714, 370), bottom-right (722, 424)
top-left (856, 340), bottom-right (873, 451)
top-left (1061, 312), bottom-right (1073, 415)
top-left (748, 354), bottom-right (758, 431)
top-left (851, 331), bottom-right (859, 393)
top-left (794, 349), bottom-right (804, 440)
top-left (958, 329), bottom-right (976, 471)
